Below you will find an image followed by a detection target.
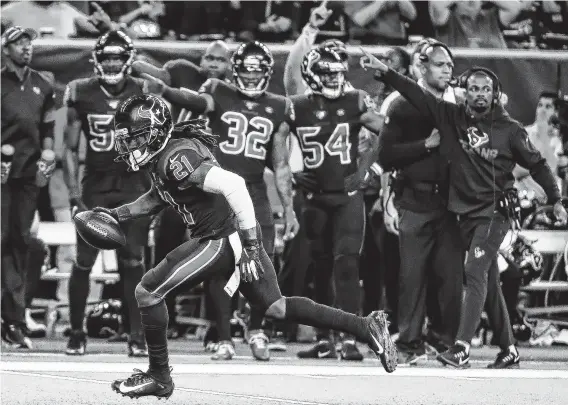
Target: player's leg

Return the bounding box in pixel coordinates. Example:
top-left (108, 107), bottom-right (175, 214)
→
top-left (112, 237), bottom-right (233, 399)
top-left (66, 228), bottom-right (99, 355)
top-left (438, 215), bottom-right (509, 368)
top-left (484, 258), bottom-right (519, 369)
top-left (247, 184), bottom-right (276, 360)
top-left (296, 197), bottom-right (336, 358)
top-left (239, 242), bottom-right (397, 373)
top-left (331, 192), bottom-right (366, 361)
top-left (116, 215), bottom-right (149, 357)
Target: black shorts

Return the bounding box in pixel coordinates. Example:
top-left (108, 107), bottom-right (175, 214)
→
top-left (140, 229), bottom-right (282, 311)
top-left (302, 191), bottom-right (365, 257)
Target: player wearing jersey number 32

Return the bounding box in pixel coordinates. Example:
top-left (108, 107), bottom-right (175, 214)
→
top-left (100, 94), bottom-right (397, 399)
top-left (143, 41), bottom-right (300, 361)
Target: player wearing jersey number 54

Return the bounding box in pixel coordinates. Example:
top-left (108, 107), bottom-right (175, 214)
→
top-left (105, 94), bottom-right (397, 400)
top-left (363, 53), bottom-right (568, 370)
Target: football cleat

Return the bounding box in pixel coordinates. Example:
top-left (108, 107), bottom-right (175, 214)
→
top-left (112, 369), bottom-right (174, 399)
top-left (366, 311), bottom-right (397, 372)
top-left (249, 331), bottom-right (270, 361)
top-left (297, 339), bottom-right (337, 359)
top-left (66, 329), bottom-right (86, 355)
top-left (437, 342), bottom-right (471, 368)
top-left (339, 340), bottom-right (364, 361)
top-left (487, 347), bottom-right (520, 369)
top-left (211, 340), bottom-right (235, 360)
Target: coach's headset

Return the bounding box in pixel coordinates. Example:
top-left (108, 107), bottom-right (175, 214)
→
top-left (418, 40), bottom-right (454, 64)
top-left (455, 66), bottom-right (503, 106)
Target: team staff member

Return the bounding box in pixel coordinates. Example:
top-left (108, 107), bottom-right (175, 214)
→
top-left (1, 26), bottom-right (56, 349)
top-left (364, 56), bottom-right (568, 369)
top-left (377, 42), bottom-right (463, 363)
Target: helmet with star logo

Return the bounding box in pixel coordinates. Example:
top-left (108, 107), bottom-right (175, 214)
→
top-left (301, 46), bottom-right (347, 99)
top-left (114, 94), bottom-right (173, 171)
top-left (92, 30), bottom-right (135, 85)
top-left (231, 41), bottom-right (274, 98)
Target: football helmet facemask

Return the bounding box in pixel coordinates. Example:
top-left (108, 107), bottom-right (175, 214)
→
top-left (93, 30), bottom-right (135, 85)
top-left (302, 47), bottom-right (347, 99)
top-left (232, 41), bottom-right (274, 98)
top-left (318, 39), bottom-right (348, 63)
top-left (114, 94), bottom-right (173, 171)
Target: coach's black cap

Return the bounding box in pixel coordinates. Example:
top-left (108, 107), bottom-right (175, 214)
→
top-left (2, 26), bottom-right (38, 46)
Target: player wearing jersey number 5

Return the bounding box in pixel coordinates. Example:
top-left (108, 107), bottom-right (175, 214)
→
top-left (62, 31), bottom-right (151, 358)
top-left (106, 94), bottom-right (396, 399)
top-left (143, 41), bottom-right (299, 361)
top-left (289, 46), bottom-right (383, 361)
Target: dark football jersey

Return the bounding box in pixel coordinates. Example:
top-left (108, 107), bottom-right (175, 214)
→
top-left (199, 78), bottom-right (293, 183)
top-left (151, 137), bottom-right (237, 240)
top-left (65, 76), bottom-right (147, 173)
top-left (290, 90), bottom-right (370, 192)
top-left (164, 59), bottom-right (207, 123)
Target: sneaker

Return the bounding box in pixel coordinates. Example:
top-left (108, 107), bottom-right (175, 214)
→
top-left (487, 347), bottom-right (520, 369)
top-left (25, 309), bottom-right (46, 335)
top-left (437, 342), bottom-right (470, 368)
top-left (297, 339), bottom-right (337, 359)
top-left (111, 368), bottom-right (174, 399)
top-left (66, 329), bottom-right (86, 355)
top-left (128, 340), bottom-right (148, 358)
top-left (249, 331), bottom-right (270, 361)
top-left (366, 310), bottom-right (397, 373)
top-left (4, 324), bottom-right (32, 349)
top-left (339, 340), bottom-right (363, 361)
top-left (211, 340), bottom-right (235, 360)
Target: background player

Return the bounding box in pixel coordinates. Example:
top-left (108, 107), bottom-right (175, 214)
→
top-left (62, 30), bottom-right (151, 357)
top-left (102, 94), bottom-right (395, 399)
top-left (290, 46), bottom-right (383, 361)
top-left (143, 41), bottom-right (300, 361)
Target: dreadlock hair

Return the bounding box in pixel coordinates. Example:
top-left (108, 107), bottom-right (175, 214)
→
top-left (172, 118), bottom-right (219, 148)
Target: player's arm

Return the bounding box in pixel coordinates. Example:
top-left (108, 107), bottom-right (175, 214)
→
top-left (272, 120), bottom-right (300, 239)
top-left (283, 3), bottom-right (332, 96)
top-left (142, 74), bottom-right (215, 115)
top-left (62, 83), bottom-right (84, 203)
top-left (511, 127), bottom-right (562, 206)
top-left (40, 73), bottom-right (56, 151)
top-left (131, 60), bottom-right (172, 85)
top-left (354, 91), bottom-right (382, 182)
top-left (105, 185), bottom-right (165, 222)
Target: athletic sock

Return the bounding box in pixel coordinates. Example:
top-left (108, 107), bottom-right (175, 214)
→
top-left (207, 277), bottom-right (232, 341)
top-left (68, 266), bottom-right (90, 331)
top-left (285, 297), bottom-right (368, 343)
top-left (121, 264), bottom-right (145, 341)
top-left (140, 301), bottom-right (170, 378)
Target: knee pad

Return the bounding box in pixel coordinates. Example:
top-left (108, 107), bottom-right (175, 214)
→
top-left (135, 282), bottom-right (162, 308)
top-left (333, 254), bottom-right (360, 283)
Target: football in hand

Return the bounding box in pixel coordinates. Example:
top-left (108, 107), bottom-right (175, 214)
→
top-left (74, 210), bottom-right (126, 250)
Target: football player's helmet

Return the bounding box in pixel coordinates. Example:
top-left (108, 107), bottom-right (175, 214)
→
top-left (318, 39), bottom-right (348, 64)
top-left (114, 94), bottom-right (173, 171)
top-left (231, 41), bottom-right (274, 98)
top-left (93, 30), bottom-right (135, 85)
top-left (301, 47), bottom-right (347, 99)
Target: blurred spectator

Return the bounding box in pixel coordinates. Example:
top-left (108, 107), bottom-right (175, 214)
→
top-left (298, 1), bottom-right (349, 42)
top-left (116, 1), bottom-right (165, 39)
top-left (515, 91), bottom-right (563, 202)
top-left (406, 0), bottom-right (436, 39)
top-left (239, 0), bottom-right (299, 43)
top-left (429, 1), bottom-right (522, 48)
top-left (344, 0), bottom-right (417, 45)
top-left (507, 1), bottom-right (568, 49)
top-left (163, 1), bottom-right (226, 41)
top-left (1, 1), bottom-right (89, 38)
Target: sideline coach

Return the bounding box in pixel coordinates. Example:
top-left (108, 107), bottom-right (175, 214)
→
top-left (1, 26), bottom-right (56, 348)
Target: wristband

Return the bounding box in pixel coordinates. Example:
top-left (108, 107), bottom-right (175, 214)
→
top-left (115, 206), bottom-right (132, 222)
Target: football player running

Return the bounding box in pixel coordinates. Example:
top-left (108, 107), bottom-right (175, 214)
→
top-left (142, 41), bottom-right (300, 361)
top-left (291, 46), bottom-right (384, 361)
top-left (63, 30), bottom-right (151, 357)
top-left (103, 94), bottom-right (396, 399)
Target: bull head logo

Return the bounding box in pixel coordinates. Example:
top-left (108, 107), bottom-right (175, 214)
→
top-left (137, 99), bottom-right (166, 126)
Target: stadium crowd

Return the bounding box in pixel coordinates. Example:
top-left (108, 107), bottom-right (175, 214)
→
top-left (2, 1), bottom-right (568, 393)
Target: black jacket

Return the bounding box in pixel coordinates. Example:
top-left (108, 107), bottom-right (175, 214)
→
top-left (381, 69), bottom-right (561, 216)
